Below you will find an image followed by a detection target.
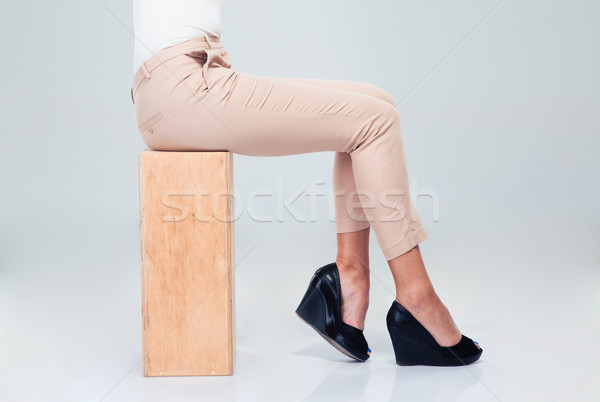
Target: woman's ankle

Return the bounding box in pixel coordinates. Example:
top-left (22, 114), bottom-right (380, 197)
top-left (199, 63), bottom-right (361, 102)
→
top-left (396, 286), bottom-right (438, 312)
top-left (336, 257), bottom-right (369, 280)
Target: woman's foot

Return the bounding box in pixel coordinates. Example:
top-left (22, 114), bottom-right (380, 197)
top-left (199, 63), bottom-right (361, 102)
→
top-left (386, 300), bottom-right (482, 366)
top-left (335, 258), bottom-right (370, 331)
top-left (388, 245), bottom-right (469, 348)
top-left (295, 262), bottom-right (371, 361)
top-left (396, 290), bottom-right (463, 347)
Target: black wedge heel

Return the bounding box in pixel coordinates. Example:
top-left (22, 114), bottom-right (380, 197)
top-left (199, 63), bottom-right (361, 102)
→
top-left (386, 300), bottom-right (482, 366)
top-left (295, 262), bottom-right (371, 362)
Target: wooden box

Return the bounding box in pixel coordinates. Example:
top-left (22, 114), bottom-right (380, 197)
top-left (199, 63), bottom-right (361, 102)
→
top-left (138, 148), bottom-right (235, 376)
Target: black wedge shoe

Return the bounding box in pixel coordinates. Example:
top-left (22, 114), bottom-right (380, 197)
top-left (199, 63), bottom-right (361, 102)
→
top-left (295, 262), bottom-right (371, 362)
top-left (386, 300), bottom-right (482, 366)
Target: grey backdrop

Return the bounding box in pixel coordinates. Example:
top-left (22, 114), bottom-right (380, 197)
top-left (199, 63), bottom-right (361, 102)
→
top-left (1, 0), bottom-right (598, 401)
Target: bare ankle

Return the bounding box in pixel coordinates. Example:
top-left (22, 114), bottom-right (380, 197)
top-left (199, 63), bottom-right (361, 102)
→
top-left (336, 259), bottom-right (370, 294)
top-left (336, 257), bottom-right (369, 277)
top-left (397, 287), bottom-right (438, 313)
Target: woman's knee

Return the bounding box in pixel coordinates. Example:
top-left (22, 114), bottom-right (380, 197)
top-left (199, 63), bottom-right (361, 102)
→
top-left (358, 82), bottom-right (396, 106)
top-left (348, 101), bottom-right (401, 154)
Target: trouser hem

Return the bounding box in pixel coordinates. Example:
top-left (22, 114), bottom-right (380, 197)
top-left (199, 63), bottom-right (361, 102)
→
top-left (335, 220), bottom-right (371, 234)
top-left (382, 225), bottom-right (429, 261)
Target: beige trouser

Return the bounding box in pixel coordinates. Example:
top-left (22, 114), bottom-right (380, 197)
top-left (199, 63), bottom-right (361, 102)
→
top-left (131, 35), bottom-right (428, 261)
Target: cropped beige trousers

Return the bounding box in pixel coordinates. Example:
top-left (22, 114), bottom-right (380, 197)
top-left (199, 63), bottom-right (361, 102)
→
top-left (131, 35), bottom-right (428, 261)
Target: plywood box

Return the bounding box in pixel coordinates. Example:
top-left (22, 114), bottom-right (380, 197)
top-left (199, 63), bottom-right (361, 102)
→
top-left (138, 148), bottom-right (235, 376)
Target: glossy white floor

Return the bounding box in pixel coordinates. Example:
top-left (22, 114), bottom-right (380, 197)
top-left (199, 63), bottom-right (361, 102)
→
top-left (1, 202), bottom-right (598, 402)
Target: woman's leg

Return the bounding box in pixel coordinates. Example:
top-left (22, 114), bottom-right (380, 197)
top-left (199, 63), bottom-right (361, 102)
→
top-left (264, 77), bottom-right (462, 345)
top-left (262, 78), bottom-right (393, 331)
